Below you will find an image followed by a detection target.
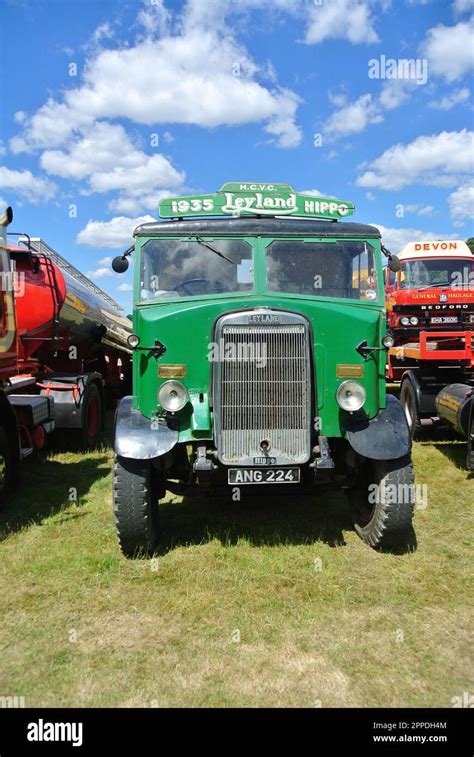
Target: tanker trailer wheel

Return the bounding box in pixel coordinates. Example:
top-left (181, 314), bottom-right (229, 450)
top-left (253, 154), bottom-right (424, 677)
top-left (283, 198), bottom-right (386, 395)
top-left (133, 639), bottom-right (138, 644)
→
top-left (0, 428), bottom-right (12, 502)
top-left (113, 456), bottom-right (160, 557)
top-left (399, 379), bottom-right (420, 440)
top-left (74, 382), bottom-right (103, 449)
top-left (347, 456), bottom-right (415, 550)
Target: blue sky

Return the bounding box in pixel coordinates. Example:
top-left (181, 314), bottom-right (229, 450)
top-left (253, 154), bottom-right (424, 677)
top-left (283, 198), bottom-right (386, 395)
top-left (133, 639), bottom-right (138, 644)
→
top-left (1, 0), bottom-right (473, 312)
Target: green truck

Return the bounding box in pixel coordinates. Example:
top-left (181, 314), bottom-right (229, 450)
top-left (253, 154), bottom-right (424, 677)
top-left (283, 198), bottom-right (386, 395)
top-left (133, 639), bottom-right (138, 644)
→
top-left (111, 182), bottom-right (414, 557)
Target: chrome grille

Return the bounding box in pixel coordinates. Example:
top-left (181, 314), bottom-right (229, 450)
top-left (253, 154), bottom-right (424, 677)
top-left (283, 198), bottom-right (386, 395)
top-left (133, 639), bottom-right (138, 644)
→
top-left (214, 311), bottom-right (311, 464)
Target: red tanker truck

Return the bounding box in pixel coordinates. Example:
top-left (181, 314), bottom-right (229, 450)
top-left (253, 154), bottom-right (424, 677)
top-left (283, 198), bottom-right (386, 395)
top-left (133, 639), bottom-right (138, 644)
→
top-left (0, 206), bottom-right (132, 496)
top-left (385, 239), bottom-right (473, 468)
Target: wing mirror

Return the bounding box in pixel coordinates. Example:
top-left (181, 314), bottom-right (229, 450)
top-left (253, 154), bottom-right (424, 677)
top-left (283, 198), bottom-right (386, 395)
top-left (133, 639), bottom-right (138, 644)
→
top-left (388, 255), bottom-right (401, 272)
top-left (112, 245), bottom-right (134, 273)
top-left (112, 255), bottom-right (129, 273)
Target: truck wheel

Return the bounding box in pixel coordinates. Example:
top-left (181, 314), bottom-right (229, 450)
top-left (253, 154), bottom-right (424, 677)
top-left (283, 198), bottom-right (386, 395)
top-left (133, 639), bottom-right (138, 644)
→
top-left (347, 456), bottom-right (415, 549)
top-left (113, 456), bottom-right (159, 557)
top-left (73, 382), bottom-right (103, 449)
top-left (400, 379), bottom-right (420, 439)
top-left (0, 428), bottom-right (12, 502)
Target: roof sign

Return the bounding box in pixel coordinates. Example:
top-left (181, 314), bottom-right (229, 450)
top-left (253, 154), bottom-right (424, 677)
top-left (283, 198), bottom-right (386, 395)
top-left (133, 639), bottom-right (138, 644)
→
top-left (398, 240), bottom-right (473, 260)
top-left (159, 182), bottom-right (355, 221)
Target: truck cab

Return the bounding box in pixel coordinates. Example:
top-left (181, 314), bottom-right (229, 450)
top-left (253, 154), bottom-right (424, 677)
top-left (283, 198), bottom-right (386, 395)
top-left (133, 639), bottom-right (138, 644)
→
top-left (112, 182), bottom-right (414, 557)
top-left (386, 240), bottom-right (474, 438)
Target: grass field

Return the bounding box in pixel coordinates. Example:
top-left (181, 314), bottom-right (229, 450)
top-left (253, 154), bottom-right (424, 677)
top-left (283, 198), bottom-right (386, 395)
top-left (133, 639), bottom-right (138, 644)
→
top-left (0, 423), bottom-right (472, 708)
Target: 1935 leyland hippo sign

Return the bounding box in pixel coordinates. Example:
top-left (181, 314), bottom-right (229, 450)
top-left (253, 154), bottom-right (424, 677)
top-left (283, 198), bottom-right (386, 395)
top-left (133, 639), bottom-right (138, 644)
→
top-left (159, 182), bottom-right (356, 220)
top-left (111, 182), bottom-right (413, 558)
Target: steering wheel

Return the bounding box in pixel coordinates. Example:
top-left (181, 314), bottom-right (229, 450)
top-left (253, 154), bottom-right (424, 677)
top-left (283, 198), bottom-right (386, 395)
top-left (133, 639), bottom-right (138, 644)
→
top-left (174, 278), bottom-right (225, 296)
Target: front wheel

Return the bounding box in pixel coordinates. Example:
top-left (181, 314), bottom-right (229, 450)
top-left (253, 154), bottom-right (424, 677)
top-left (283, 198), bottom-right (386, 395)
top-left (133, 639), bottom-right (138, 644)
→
top-left (400, 379), bottom-right (420, 440)
top-left (113, 456), bottom-right (160, 557)
top-left (347, 455), bottom-right (415, 549)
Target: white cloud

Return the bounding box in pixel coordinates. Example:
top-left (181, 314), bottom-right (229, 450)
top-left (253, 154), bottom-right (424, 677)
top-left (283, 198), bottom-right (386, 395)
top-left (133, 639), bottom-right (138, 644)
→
top-left (373, 223), bottom-right (459, 252)
top-left (330, 16), bottom-right (472, 126)
top-left (40, 122), bottom-right (181, 184)
top-left (181, 0), bottom-right (301, 35)
top-left (12, 27), bottom-right (302, 152)
top-left (304, 0), bottom-right (380, 45)
top-left (86, 266), bottom-right (115, 279)
top-left (38, 121), bottom-right (184, 213)
top-left (429, 87), bottom-right (470, 110)
top-left (448, 184), bottom-right (474, 226)
top-left (356, 129), bottom-right (474, 190)
top-left (108, 189), bottom-right (173, 216)
top-left (453, 0), bottom-right (474, 14)
top-left (76, 214), bottom-right (156, 248)
top-left (400, 204), bottom-right (434, 216)
top-left (418, 205), bottom-right (434, 216)
top-left (366, 191), bottom-right (376, 201)
top-left (98, 256), bottom-right (113, 266)
top-left (137, 0), bottom-right (171, 36)
top-left (379, 78), bottom-right (420, 110)
top-left (324, 93), bottom-right (383, 138)
top-left (0, 166), bottom-right (57, 204)
top-left (86, 22), bottom-right (115, 51)
top-left (117, 282), bottom-right (133, 292)
top-left (421, 18), bottom-right (474, 82)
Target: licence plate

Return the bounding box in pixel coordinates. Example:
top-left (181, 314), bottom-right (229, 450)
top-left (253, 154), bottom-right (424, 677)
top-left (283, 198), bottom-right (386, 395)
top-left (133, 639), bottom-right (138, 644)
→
top-left (430, 316), bottom-right (458, 324)
top-left (228, 467), bottom-right (300, 485)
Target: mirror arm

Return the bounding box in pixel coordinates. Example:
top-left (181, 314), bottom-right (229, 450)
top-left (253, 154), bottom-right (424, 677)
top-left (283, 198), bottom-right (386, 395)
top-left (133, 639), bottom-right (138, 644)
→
top-left (356, 340), bottom-right (388, 358)
top-left (381, 244), bottom-right (401, 272)
top-left (133, 340), bottom-right (167, 359)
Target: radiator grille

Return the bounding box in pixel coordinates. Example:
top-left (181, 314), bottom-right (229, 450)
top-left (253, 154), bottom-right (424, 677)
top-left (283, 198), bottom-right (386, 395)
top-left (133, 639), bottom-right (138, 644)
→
top-left (215, 314), bottom-right (311, 464)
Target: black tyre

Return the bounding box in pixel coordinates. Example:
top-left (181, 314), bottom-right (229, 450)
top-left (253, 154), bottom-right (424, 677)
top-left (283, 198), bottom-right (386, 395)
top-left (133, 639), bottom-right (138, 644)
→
top-left (113, 456), bottom-right (159, 557)
top-left (400, 379), bottom-right (420, 440)
top-left (72, 382), bottom-right (103, 450)
top-left (0, 427), bottom-right (12, 502)
top-left (347, 455), bottom-right (415, 549)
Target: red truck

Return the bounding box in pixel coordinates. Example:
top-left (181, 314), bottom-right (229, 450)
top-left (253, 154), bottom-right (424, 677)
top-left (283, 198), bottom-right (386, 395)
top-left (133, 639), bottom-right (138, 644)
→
top-left (0, 207), bottom-right (132, 496)
top-left (385, 239), bottom-right (473, 467)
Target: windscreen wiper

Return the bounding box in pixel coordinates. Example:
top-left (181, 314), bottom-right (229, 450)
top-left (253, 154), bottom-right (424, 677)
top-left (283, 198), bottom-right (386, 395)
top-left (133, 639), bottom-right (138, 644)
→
top-left (194, 236), bottom-right (234, 264)
top-left (418, 282), bottom-right (450, 290)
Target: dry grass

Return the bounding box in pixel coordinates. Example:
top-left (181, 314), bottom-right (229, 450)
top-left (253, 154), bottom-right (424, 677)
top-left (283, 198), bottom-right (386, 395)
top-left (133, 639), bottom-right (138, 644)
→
top-left (0, 427), bottom-right (472, 708)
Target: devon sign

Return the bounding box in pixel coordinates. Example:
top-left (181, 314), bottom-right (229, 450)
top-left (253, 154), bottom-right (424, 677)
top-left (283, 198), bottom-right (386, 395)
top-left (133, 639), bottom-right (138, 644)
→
top-left (159, 182), bottom-right (355, 221)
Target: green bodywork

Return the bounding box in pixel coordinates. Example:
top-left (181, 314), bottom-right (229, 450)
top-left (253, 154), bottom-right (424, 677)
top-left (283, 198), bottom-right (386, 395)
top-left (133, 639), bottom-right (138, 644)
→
top-left (131, 232), bottom-right (387, 444)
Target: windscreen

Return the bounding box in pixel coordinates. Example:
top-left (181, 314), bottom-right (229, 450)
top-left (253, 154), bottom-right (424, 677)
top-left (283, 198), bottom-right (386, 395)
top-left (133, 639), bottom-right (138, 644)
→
top-left (266, 240), bottom-right (379, 301)
top-left (140, 238), bottom-right (253, 300)
top-left (399, 257), bottom-right (474, 289)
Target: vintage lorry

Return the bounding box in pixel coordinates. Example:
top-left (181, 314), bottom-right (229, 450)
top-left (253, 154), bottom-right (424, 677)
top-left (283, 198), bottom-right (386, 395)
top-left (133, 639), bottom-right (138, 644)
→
top-left (385, 239), bottom-right (473, 468)
top-left (111, 182), bottom-right (414, 557)
top-left (0, 206), bottom-right (132, 497)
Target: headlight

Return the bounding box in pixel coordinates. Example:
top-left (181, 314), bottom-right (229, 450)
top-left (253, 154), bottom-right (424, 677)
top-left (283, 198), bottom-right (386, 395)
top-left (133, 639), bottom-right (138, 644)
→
top-left (382, 334), bottom-right (394, 348)
top-left (127, 334), bottom-right (140, 349)
top-left (410, 316), bottom-right (419, 325)
top-left (400, 317), bottom-right (410, 326)
top-left (336, 380), bottom-right (366, 412)
top-left (158, 380), bottom-right (189, 412)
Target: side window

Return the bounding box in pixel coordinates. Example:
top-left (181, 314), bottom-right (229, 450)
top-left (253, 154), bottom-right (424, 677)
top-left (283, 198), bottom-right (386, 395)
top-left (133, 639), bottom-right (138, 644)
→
top-left (350, 244), bottom-right (378, 301)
